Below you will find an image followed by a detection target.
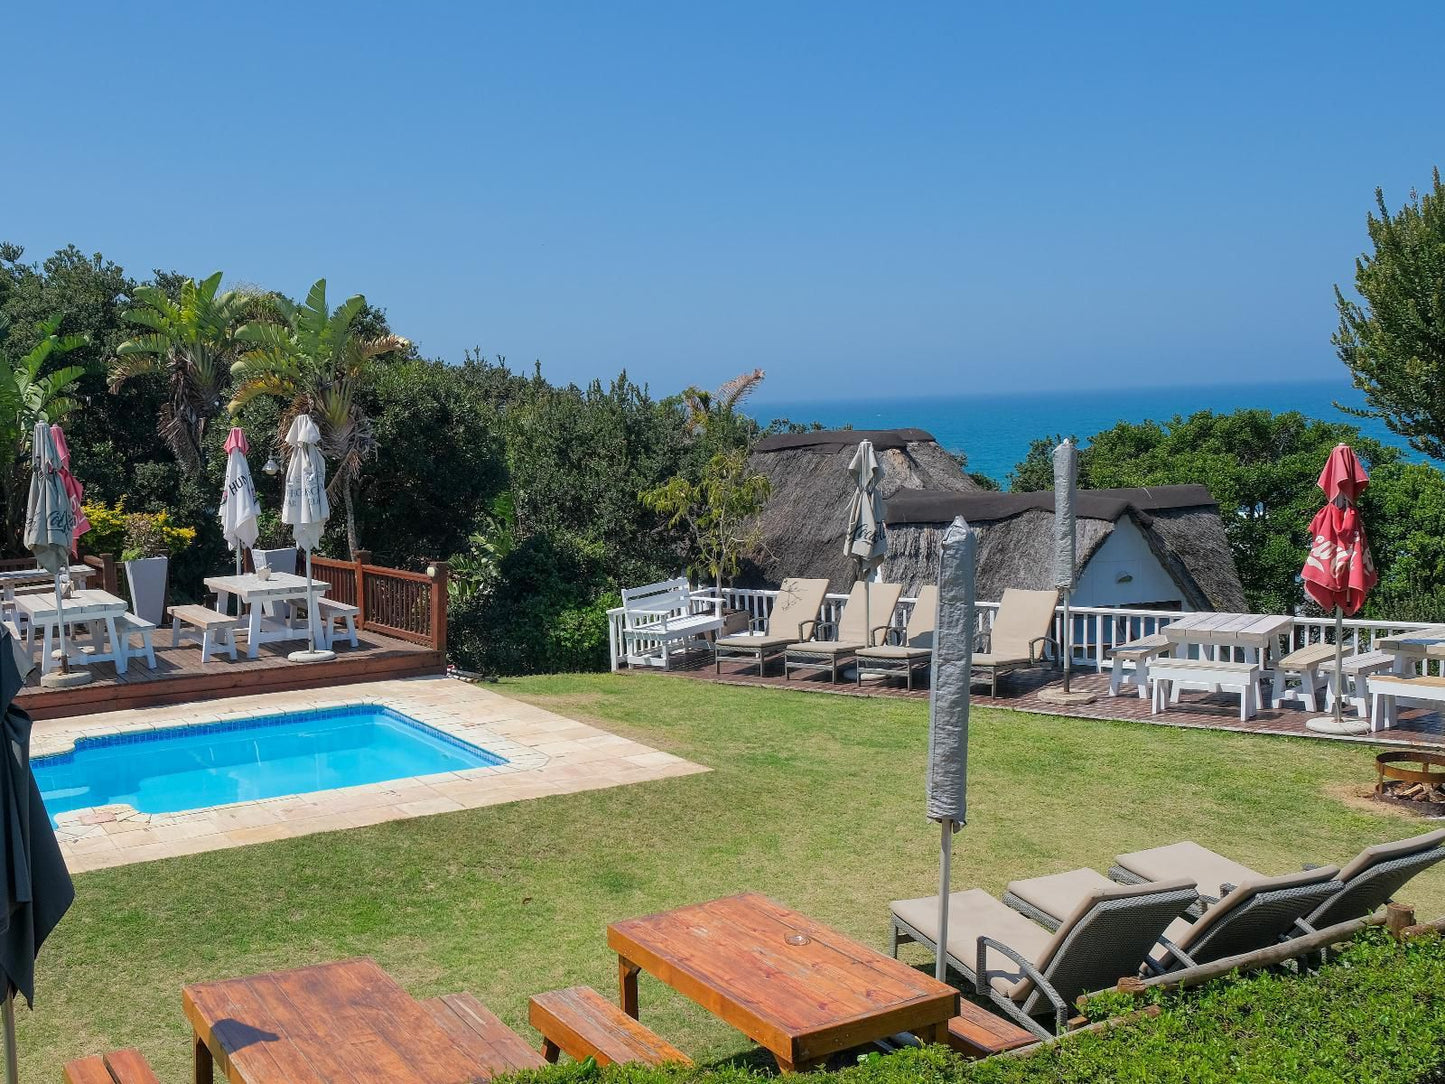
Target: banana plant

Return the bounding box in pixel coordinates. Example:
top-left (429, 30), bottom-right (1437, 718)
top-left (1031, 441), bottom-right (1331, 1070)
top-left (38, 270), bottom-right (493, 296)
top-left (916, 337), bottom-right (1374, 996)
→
top-left (232, 279), bottom-right (408, 556)
top-left (110, 271), bottom-right (251, 476)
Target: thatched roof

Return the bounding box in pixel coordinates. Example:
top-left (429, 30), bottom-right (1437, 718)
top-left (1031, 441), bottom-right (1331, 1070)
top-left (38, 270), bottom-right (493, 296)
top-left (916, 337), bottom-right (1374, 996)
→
top-left (880, 484), bottom-right (1247, 610)
top-left (740, 429), bottom-right (980, 590)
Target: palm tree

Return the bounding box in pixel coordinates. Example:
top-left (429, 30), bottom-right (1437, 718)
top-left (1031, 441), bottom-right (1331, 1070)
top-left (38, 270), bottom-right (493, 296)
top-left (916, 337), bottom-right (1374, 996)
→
top-left (0, 314), bottom-right (88, 549)
top-left (682, 368), bottom-right (766, 436)
top-left (231, 280), bottom-right (408, 556)
top-left (109, 271), bottom-right (251, 476)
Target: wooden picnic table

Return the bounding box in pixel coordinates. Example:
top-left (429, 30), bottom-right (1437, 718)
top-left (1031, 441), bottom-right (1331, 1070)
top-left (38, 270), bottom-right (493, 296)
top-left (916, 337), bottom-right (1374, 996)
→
top-left (183, 958), bottom-right (498, 1084)
top-left (0, 563), bottom-right (94, 596)
top-left (1162, 612), bottom-right (1294, 668)
top-left (14, 588), bottom-right (131, 675)
top-left (203, 572), bottom-right (329, 658)
top-left (607, 893), bottom-right (958, 1073)
top-left (1374, 625), bottom-right (1445, 663)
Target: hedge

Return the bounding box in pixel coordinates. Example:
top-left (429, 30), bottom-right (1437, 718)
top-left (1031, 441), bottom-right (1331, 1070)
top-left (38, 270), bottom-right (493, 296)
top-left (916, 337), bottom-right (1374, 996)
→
top-left (508, 929), bottom-right (1445, 1084)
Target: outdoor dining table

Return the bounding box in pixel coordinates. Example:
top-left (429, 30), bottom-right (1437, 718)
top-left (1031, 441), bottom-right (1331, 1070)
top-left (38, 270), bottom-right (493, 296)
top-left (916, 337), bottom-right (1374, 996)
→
top-left (1161, 611), bottom-right (1295, 671)
top-left (607, 892), bottom-right (958, 1072)
top-left (184, 958), bottom-right (496, 1084)
top-left (13, 588), bottom-right (131, 675)
top-left (0, 563), bottom-right (94, 597)
top-left (1374, 625), bottom-right (1445, 666)
top-left (203, 571), bottom-right (329, 658)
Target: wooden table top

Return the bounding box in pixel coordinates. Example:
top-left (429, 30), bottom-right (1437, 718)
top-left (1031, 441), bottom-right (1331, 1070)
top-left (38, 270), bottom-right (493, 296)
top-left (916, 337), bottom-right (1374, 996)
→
top-left (14, 589), bottom-right (126, 621)
top-left (0, 564), bottom-right (93, 585)
top-left (204, 572), bottom-right (327, 602)
top-left (1163, 611), bottom-right (1292, 647)
top-left (1376, 625), bottom-right (1445, 659)
top-left (608, 893), bottom-right (957, 1067)
top-left (183, 958), bottom-right (491, 1084)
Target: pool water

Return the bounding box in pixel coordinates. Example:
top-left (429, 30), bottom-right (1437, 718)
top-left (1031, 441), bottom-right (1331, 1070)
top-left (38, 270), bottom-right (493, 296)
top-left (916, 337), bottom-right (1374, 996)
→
top-left (35, 705), bottom-right (505, 826)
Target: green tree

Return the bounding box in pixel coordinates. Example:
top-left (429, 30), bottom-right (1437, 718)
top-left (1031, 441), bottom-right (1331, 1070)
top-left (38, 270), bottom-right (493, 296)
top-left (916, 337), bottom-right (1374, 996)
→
top-left (640, 448), bottom-right (773, 591)
top-left (1007, 434), bottom-right (1090, 491)
top-left (231, 279), bottom-right (409, 556)
top-left (109, 271), bottom-right (251, 477)
top-left (0, 315), bottom-right (88, 550)
top-left (1335, 170), bottom-right (1445, 459)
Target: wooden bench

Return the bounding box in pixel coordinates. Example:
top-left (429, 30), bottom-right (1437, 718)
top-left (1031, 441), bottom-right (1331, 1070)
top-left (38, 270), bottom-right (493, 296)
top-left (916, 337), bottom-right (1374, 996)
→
top-left (944, 1002), bottom-right (1035, 1059)
top-left (1321, 649), bottom-right (1396, 719)
top-left (168, 604), bottom-right (240, 663)
top-left (317, 598), bottom-right (360, 649)
top-left (620, 577), bottom-right (724, 670)
top-left (420, 992), bottom-right (547, 1075)
top-left (529, 985), bottom-right (692, 1067)
top-left (1368, 673), bottom-right (1445, 732)
top-left (1149, 657), bottom-right (1261, 720)
top-left (1106, 633), bottom-right (1170, 698)
top-left (116, 612), bottom-right (157, 669)
top-left (63, 1049), bottom-right (160, 1084)
top-left (1270, 641), bottom-right (1339, 712)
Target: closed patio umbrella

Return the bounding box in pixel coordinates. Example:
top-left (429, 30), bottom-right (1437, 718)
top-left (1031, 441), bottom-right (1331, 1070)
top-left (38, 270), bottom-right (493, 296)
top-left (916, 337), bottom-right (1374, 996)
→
top-left (1054, 439), bottom-right (1077, 692)
top-left (1303, 444), bottom-right (1377, 736)
top-left (281, 415), bottom-right (334, 663)
top-left (926, 516), bottom-right (977, 981)
top-left (47, 427), bottom-right (89, 557)
top-left (22, 424), bottom-right (87, 688)
top-left (220, 428), bottom-right (261, 578)
top-left (845, 440), bottom-right (888, 644)
top-left (0, 627), bottom-right (73, 1084)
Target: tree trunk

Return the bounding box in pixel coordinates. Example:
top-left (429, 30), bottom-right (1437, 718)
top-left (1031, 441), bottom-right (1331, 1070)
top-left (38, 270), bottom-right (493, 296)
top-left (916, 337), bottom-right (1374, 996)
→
top-left (344, 483), bottom-right (360, 558)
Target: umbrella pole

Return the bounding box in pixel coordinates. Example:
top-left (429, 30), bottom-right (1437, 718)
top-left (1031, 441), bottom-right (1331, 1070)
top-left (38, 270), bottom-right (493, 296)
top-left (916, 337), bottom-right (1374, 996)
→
top-left (53, 576), bottom-right (68, 676)
top-left (1333, 607), bottom-right (1345, 727)
top-left (304, 549), bottom-right (316, 654)
top-left (4, 988), bottom-right (18, 1084)
top-left (935, 819), bottom-right (953, 983)
top-left (1061, 588), bottom-right (1072, 694)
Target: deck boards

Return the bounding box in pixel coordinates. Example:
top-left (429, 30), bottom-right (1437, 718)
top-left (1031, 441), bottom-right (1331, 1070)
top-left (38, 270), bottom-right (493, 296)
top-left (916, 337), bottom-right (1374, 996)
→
top-left (18, 630), bottom-right (444, 720)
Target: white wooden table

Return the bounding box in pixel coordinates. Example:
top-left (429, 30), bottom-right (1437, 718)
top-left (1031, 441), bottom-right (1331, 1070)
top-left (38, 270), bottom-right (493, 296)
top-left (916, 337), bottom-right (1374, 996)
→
top-left (1162, 612), bottom-right (1294, 666)
top-left (14, 588), bottom-right (130, 675)
top-left (203, 572), bottom-right (330, 658)
top-left (1374, 625), bottom-right (1445, 668)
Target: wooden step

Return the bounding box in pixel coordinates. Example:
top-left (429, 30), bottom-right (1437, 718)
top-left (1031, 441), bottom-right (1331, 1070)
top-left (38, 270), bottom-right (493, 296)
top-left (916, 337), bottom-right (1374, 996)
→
top-left (63, 1049), bottom-right (161, 1084)
top-left (944, 1002), bottom-right (1035, 1059)
top-left (530, 985), bottom-right (692, 1067)
top-left (420, 993), bottom-right (547, 1075)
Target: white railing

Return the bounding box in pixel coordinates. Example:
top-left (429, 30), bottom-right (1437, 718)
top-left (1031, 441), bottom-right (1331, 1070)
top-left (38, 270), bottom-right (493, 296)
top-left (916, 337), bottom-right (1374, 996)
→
top-left (607, 585), bottom-right (1441, 674)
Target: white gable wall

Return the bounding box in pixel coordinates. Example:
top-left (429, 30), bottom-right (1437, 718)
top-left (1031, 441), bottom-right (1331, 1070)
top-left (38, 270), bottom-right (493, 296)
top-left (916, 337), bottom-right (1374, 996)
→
top-left (1072, 517), bottom-right (1190, 610)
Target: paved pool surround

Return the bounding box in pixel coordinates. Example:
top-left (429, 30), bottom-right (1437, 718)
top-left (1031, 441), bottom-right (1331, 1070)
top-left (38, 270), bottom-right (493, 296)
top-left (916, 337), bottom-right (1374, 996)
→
top-left (37, 675), bottom-right (707, 872)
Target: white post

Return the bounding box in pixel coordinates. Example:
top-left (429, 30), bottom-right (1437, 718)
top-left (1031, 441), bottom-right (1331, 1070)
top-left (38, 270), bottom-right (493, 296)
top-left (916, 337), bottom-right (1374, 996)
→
top-left (935, 819), bottom-right (953, 982)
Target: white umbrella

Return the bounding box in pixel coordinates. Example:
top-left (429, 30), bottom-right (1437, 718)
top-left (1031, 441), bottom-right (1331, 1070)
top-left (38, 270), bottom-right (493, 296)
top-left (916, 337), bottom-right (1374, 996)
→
top-left (22, 424), bottom-right (87, 687)
top-left (281, 415), bottom-right (334, 663)
top-left (219, 427), bottom-right (261, 578)
top-left (845, 440), bottom-right (888, 640)
top-left (927, 516), bottom-right (978, 981)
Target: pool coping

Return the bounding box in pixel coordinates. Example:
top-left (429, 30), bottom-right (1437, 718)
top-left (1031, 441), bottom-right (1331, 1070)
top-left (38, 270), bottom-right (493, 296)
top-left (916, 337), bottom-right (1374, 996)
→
top-left (40, 676), bottom-right (708, 871)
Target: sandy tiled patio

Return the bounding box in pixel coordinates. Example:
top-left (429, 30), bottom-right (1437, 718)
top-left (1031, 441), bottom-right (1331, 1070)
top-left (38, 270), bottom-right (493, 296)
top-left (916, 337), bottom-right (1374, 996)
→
top-left (37, 675), bottom-right (708, 872)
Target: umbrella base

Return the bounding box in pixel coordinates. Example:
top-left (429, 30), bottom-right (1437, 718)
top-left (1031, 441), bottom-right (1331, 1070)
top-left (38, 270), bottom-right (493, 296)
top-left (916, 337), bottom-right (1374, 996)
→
top-left (1037, 688), bottom-right (1097, 705)
top-left (40, 668), bottom-right (92, 688)
top-left (1305, 715), bottom-right (1371, 736)
top-left (288, 649), bottom-right (336, 664)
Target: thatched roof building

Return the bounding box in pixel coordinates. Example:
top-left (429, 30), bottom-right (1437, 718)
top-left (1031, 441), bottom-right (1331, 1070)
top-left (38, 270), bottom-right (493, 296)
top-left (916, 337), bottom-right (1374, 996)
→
top-left (881, 485), bottom-right (1246, 610)
top-left (740, 429), bottom-right (980, 590)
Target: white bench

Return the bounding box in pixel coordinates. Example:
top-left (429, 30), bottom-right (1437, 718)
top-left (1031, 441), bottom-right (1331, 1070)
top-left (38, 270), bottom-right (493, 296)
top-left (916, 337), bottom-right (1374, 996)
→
top-left (1367, 672), bottom-right (1445, 732)
top-left (620, 577), bottom-right (724, 669)
top-left (1106, 633), bottom-right (1171, 698)
top-left (1270, 641), bottom-right (1339, 712)
top-left (1320, 649), bottom-right (1396, 720)
top-left (1149, 657), bottom-right (1262, 720)
top-left (169, 605), bottom-right (240, 663)
top-left (316, 599), bottom-right (360, 649)
top-left (116, 612), bottom-right (157, 669)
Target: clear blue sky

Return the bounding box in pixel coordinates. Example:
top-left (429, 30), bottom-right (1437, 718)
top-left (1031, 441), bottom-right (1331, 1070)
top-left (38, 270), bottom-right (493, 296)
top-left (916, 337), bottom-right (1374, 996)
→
top-left (6, 2), bottom-right (1444, 402)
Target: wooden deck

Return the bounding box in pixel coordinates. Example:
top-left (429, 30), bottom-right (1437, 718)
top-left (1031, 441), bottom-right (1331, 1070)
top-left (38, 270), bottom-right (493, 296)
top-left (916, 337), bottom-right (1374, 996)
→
top-left (18, 629), bottom-right (444, 721)
top-left (641, 651), bottom-right (1445, 749)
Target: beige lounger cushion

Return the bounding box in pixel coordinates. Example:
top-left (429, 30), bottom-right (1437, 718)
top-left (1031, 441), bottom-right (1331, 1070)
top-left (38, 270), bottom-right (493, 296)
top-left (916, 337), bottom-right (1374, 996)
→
top-left (972, 652), bottom-right (1032, 668)
top-left (1156, 865), bottom-right (1341, 963)
top-left (1006, 867), bottom-right (1116, 922)
top-left (891, 889), bottom-right (1053, 996)
top-left (1338, 828), bottom-right (1445, 882)
top-left (1116, 841), bottom-right (1264, 898)
top-left (785, 641), bottom-right (864, 656)
top-left (856, 644), bottom-right (931, 660)
top-left (985, 588), bottom-right (1059, 660)
top-left (715, 634), bottom-right (794, 650)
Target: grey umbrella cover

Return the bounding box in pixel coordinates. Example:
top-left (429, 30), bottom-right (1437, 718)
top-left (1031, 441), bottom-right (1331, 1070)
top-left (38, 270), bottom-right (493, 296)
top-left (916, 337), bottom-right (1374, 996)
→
top-left (926, 516), bottom-right (977, 825)
top-left (1052, 439), bottom-right (1077, 590)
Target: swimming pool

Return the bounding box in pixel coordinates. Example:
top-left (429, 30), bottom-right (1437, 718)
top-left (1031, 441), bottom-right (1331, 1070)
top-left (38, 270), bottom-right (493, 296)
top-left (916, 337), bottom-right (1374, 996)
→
top-left (35, 705), bottom-right (506, 826)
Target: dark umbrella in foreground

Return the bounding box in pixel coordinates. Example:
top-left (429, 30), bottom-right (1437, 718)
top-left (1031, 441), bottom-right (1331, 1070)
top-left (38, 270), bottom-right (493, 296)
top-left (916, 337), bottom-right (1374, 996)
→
top-left (0, 625), bottom-right (74, 1084)
top-left (926, 516), bottom-right (977, 981)
top-left (1302, 444), bottom-right (1377, 736)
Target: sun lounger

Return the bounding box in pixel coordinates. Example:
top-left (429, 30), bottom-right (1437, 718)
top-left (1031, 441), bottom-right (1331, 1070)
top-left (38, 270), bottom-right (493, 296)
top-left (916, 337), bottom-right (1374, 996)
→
top-left (1004, 862), bottom-right (1343, 975)
top-left (889, 877), bottom-right (1197, 1038)
top-left (973, 588), bottom-right (1059, 696)
top-left (783, 580), bottom-right (902, 683)
top-left (855, 585), bottom-right (937, 690)
top-left (1111, 829), bottom-right (1445, 927)
top-left (713, 578), bottom-right (829, 676)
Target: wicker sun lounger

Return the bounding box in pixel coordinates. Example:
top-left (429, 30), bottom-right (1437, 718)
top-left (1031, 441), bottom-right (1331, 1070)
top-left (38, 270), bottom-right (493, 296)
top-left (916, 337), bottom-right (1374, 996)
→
top-left (889, 877), bottom-right (1197, 1038)
top-left (782, 580), bottom-right (902, 683)
top-left (972, 588), bottom-right (1059, 696)
top-left (712, 578), bottom-right (828, 677)
top-left (855, 585), bottom-right (937, 690)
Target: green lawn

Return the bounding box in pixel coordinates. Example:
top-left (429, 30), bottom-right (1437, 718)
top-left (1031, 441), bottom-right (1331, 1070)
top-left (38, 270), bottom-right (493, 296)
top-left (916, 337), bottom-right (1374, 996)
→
top-left (24, 674), bottom-right (1445, 1082)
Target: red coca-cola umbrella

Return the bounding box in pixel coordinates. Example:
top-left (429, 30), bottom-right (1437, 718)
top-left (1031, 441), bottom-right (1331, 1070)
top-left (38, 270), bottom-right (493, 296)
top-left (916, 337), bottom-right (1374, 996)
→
top-left (1302, 444), bottom-right (1377, 734)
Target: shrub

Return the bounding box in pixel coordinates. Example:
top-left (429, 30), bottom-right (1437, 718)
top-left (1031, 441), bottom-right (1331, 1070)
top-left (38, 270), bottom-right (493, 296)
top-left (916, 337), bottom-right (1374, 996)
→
top-left (80, 500), bottom-right (196, 562)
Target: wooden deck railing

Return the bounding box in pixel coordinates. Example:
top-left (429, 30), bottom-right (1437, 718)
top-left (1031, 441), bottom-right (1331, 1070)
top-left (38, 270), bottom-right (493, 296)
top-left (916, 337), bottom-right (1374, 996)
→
top-left (310, 551), bottom-right (449, 652)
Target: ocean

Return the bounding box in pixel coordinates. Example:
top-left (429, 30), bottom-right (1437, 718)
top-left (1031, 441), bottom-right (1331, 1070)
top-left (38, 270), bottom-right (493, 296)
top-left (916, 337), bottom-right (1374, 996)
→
top-left (750, 381), bottom-right (1408, 485)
